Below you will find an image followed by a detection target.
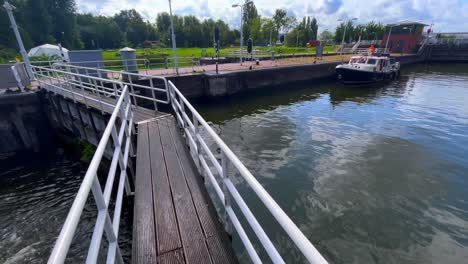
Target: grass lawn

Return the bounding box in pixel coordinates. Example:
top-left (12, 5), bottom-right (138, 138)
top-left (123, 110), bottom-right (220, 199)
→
top-left (102, 45), bottom-right (338, 61)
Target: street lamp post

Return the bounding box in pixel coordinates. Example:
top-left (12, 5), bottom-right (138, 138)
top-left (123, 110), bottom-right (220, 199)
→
top-left (168, 0), bottom-right (179, 74)
top-left (3, 1), bottom-right (34, 79)
top-left (338, 18), bottom-right (358, 58)
top-left (232, 1), bottom-right (252, 65)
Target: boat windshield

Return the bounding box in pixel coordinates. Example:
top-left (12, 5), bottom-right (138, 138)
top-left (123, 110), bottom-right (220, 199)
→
top-left (367, 59), bottom-right (378, 65)
top-left (350, 57), bottom-right (367, 64)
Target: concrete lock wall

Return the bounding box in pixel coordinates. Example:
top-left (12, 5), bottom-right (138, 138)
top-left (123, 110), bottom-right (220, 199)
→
top-left (41, 91), bottom-right (110, 149)
top-left (0, 92), bottom-right (51, 154)
top-left (166, 54), bottom-right (424, 99)
top-left (0, 90), bottom-right (113, 156)
top-left (0, 63), bottom-right (19, 90)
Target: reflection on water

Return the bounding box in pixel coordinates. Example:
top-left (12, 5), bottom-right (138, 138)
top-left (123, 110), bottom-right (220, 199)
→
top-left (0, 148), bottom-right (132, 263)
top-left (196, 63), bottom-right (468, 263)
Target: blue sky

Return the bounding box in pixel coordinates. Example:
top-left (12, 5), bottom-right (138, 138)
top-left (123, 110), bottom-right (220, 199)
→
top-left (76, 0), bottom-right (468, 33)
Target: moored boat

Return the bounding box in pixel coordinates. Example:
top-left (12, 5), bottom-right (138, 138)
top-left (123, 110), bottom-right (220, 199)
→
top-left (336, 53), bottom-right (400, 84)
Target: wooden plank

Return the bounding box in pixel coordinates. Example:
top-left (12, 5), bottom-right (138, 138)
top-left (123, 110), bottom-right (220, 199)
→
top-left (206, 234), bottom-right (238, 264)
top-left (148, 121), bottom-right (182, 254)
top-left (158, 248), bottom-right (185, 264)
top-left (157, 118), bottom-right (213, 264)
top-left (165, 117), bottom-right (222, 237)
top-left (164, 117), bottom-right (238, 264)
top-left (132, 123), bottom-right (157, 264)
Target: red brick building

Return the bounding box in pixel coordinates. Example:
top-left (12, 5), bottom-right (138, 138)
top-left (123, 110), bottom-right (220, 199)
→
top-left (382, 21), bottom-right (428, 54)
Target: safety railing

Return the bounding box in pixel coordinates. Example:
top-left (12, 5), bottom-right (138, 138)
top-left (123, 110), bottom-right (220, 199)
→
top-left (167, 81), bottom-right (328, 264)
top-left (48, 84), bottom-right (134, 263)
top-left (67, 59), bottom-right (151, 72)
top-left (32, 64), bottom-right (169, 112)
top-left (224, 49), bottom-right (272, 59)
top-left (342, 48), bottom-right (388, 54)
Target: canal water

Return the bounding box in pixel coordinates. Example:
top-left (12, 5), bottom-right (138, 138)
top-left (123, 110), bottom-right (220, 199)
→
top-left (196, 63), bottom-right (468, 263)
top-left (0, 148), bottom-right (132, 263)
top-left (1, 63), bottom-right (466, 264)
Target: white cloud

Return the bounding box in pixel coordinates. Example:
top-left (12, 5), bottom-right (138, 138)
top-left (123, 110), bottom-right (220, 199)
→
top-left (76, 0), bottom-right (468, 32)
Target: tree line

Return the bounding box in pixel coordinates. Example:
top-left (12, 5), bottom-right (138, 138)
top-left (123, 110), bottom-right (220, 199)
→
top-left (0, 0), bottom-right (388, 59)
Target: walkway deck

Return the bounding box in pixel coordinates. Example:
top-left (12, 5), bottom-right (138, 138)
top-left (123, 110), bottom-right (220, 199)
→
top-left (133, 116), bottom-right (238, 264)
top-left (41, 82), bottom-right (165, 123)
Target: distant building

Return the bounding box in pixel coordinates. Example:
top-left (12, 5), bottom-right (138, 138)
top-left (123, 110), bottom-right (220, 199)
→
top-left (382, 20), bottom-right (428, 53)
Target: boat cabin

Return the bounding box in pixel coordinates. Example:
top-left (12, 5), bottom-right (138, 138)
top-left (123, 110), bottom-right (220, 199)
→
top-left (347, 55), bottom-right (396, 73)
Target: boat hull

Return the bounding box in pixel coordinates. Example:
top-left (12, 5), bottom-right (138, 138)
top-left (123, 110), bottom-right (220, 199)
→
top-left (336, 67), bottom-right (396, 85)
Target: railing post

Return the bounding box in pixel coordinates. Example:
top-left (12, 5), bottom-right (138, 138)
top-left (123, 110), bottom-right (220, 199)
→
top-left (127, 74), bottom-right (138, 107)
top-left (91, 77), bottom-right (105, 115)
top-left (221, 151), bottom-right (233, 235)
top-left (179, 96), bottom-right (186, 129)
top-left (112, 82), bottom-right (119, 99)
top-left (193, 117), bottom-right (201, 172)
top-left (73, 67), bottom-right (89, 108)
top-left (149, 78), bottom-right (158, 111)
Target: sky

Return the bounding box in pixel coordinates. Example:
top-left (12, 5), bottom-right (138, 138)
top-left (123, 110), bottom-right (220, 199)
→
top-left (75, 0), bottom-right (468, 33)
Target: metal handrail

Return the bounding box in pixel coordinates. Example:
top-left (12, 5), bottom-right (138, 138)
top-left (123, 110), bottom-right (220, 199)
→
top-left (48, 85), bottom-right (134, 263)
top-left (32, 64), bottom-right (170, 111)
top-left (167, 81), bottom-right (328, 264)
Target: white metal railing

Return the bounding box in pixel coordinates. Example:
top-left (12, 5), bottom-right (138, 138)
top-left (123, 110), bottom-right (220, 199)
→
top-left (145, 56), bottom-right (200, 69)
top-left (48, 85), bottom-right (135, 263)
top-left (31, 64), bottom-right (169, 112)
top-left (224, 49), bottom-right (272, 59)
top-left (342, 48), bottom-right (388, 54)
top-left (167, 81), bottom-right (328, 264)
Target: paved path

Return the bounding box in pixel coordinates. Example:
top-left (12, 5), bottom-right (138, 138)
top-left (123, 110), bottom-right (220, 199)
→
top-left (139, 55), bottom-right (354, 76)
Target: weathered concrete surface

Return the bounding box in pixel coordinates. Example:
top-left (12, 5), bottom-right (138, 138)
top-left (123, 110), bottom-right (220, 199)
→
top-left (0, 92), bottom-right (51, 154)
top-left (428, 44), bottom-right (468, 62)
top-left (165, 54), bottom-right (425, 99)
top-left (41, 91), bottom-right (109, 149)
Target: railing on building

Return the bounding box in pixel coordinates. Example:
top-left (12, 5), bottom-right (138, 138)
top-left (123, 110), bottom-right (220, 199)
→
top-left (32, 63), bottom-right (328, 263)
top-left (422, 32), bottom-right (468, 46)
top-left (341, 48), bottom-right (388, 54)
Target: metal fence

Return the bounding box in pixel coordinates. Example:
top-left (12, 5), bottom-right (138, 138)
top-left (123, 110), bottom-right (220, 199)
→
top-left (32, 63), bottom-right (169, 112)
top-left (48, 84), bottom-right (135, 263)
top-left (341, 48), bottom-right (388, 54)
top-left (167, 81), bottom-right (328, 264)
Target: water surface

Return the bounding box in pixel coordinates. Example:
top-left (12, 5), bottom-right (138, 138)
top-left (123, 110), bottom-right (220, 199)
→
top-left (196, 63), bottom-right (468, 263)
top-left (0, 148), bottom-right (132, 263)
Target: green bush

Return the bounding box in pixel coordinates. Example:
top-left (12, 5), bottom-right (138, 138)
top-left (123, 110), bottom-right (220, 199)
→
top-left (0, 48), bottom-right (19, 63)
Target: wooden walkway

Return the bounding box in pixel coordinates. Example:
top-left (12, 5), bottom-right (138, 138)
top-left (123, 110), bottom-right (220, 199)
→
top-left (133, 116), bottom-right (238, 264)
top-left (42, 82), bottom-right (166, 123)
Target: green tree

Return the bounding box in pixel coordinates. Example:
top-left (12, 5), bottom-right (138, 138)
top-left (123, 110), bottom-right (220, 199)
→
top-left (47, 0), bottom-right (82, 49)
top-left (310, 17), bottom-right (318, 40)
top-left (155, 12), bottom-right (172, 46)
top-left (77, 14), bottom-right (124, 49)
top-left (319, 30), bottom-right (334, 44)
top-left (242, 1), bottom-right (259, 42)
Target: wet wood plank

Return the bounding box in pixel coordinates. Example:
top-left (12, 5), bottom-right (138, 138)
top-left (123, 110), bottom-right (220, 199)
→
top-left (158, 119), bottom-right (213, 264)
top-left (164, 117), bottom-right (238, 264)
top-left (148, 121), bottom-right (182, 254)
top-left (132, 123), bottom-right (157, 264)
top-left (158, 248), bottom-right (185, 264)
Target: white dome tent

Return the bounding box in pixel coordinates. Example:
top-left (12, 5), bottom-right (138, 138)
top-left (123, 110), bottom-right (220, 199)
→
top-left (28, 43), bottom-right (69, 61)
